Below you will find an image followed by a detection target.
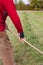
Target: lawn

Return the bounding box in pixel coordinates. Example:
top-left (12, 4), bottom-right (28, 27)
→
top-left (0, 11), bottom-right (43, 65)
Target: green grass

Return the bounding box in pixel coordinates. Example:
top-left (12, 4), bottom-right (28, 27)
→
top-left (0, 11), bottom-right (43, 65)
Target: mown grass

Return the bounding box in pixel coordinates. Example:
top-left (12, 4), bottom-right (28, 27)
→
top-left (0, 11), bottom-right (43, 65)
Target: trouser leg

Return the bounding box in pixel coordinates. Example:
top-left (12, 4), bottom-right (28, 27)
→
top-left (0, 31), bottom-right (16, 65)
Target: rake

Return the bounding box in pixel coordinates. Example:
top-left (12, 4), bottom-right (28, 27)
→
top-left (7, 29), bottom-right (43, 55)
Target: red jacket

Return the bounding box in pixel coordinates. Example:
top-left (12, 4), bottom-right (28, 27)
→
top-left (0, 0), bottom-right (23, 33)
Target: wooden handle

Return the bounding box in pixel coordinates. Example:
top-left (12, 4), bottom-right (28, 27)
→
top-left (7, 29), bottom-right (43, 54)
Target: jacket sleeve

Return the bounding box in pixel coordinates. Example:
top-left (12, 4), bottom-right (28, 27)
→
top-left (3, 0), bottom-right (23, 33)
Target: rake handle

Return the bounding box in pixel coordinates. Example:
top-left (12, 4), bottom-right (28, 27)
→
top-left (7, 29), bottom-right (43, 54)
top-left (24, 40), bottom-right (43, 54)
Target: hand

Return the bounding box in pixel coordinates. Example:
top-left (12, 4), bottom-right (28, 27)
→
top-left (20, 37), bottom-right (26, 43)
top-left (18, 32), bottom-right (26, 43)
top-left (18, 36), bottom-right (26, 43)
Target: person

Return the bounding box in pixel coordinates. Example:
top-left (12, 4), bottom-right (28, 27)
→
top-left (0, 0), bottom-right (25, 65)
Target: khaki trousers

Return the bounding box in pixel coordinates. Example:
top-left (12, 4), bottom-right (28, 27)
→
top-left (0, 31), bottom-right (16, 65)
